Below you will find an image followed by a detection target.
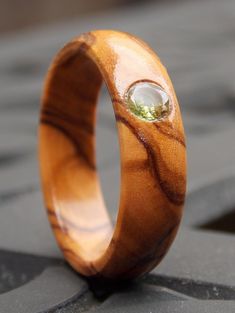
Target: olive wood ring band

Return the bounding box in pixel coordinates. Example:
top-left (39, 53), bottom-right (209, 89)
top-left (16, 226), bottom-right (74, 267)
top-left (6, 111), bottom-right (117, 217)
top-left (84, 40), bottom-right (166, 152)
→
top-left (39, 30), bottom-right (187, 280)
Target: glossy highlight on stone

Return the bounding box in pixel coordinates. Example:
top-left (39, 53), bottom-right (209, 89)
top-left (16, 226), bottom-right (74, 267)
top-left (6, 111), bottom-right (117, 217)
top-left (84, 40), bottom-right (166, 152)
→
top-left (125, 82), bottom-right (171, 121)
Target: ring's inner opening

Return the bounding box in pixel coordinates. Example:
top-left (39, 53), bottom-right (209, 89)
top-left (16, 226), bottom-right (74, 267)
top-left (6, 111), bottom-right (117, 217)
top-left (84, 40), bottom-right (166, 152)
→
top-left (40, 45), bottom-right (115, 262)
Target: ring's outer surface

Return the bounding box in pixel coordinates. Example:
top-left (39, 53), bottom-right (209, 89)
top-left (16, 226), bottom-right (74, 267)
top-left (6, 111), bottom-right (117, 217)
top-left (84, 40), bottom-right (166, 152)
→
top-left (39, 30), bottom-right (186, 280)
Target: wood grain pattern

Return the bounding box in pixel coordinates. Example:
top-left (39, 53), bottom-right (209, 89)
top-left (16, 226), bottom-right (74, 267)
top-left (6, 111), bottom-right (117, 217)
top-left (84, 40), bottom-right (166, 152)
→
top-left (39, 30), bottom-right (186, 279)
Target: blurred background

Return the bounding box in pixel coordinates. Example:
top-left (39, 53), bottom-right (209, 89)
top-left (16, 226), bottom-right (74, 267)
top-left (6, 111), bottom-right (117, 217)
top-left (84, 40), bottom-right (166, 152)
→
top-left (0, 0), bottom-right (235, 312)
top-left (0, 0), bottom-right (133, 34)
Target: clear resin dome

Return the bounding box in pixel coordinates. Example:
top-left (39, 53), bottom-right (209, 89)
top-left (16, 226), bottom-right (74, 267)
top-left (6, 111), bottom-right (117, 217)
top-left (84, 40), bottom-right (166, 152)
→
top-left (125, 82), bottom-right (171, 121)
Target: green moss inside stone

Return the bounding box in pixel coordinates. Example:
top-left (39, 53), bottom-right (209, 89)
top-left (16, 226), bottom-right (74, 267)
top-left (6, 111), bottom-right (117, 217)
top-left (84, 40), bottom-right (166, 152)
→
top-left (126, 82), bottom-right (171, 121)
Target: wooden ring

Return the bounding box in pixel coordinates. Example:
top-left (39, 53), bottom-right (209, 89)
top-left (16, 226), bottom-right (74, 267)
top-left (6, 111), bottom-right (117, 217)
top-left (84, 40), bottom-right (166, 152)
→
top-left (39, 30), bottom-right (187, 280)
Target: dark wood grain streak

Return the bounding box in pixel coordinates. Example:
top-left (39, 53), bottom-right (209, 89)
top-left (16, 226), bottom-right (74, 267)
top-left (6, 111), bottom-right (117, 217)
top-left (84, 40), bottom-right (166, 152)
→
top-left (40, 117), bottom-right (95, 169)
top-left (116, 222), bottom-right (179, 277)
top-left (47, 85), bottom-right (98, 105)
top-left (115, 114), bottom-right (185, 205)
top-left (124, 159), bottom-right (149, 171)
top-left (112, 98), bottom-right (186, 147)
top-left (155, 221), bottom-right (179, 250)
top-left (61, 247), bottom-right (82, 261)
top-left (47, 208), bottom-right (56, 216)
top-left (154, 123), bottom-right (186, 147)
top-left (51, 222), bottom-right (69, 234)
top-left (61, 247), bottom-right (97, 276)
top-left (41, 106), bottom-right (94, 135)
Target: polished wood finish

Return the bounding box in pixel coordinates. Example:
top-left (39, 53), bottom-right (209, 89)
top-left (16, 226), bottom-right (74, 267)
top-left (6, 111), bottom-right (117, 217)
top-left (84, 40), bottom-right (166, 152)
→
top-left (39, 30), bottom-right (186, 279)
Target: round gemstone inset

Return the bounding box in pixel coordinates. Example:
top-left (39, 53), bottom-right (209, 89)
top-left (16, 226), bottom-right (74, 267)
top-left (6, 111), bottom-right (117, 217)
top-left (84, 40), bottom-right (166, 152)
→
top-left (125, 82), bottom-right (171, 121)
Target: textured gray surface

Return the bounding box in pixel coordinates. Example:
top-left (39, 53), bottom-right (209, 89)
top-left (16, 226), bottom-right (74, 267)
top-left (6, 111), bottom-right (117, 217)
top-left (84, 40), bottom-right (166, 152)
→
top-left (0, 266), bottom-right (88, 313)
top-left (0, 0), bottom-right (235, 312)
top-left (155, 228), bottom-right (235, 288)
top-left (94, 299), bottom-right (235, 313)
